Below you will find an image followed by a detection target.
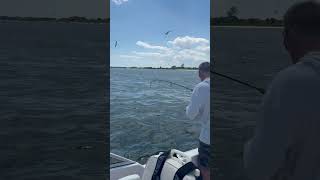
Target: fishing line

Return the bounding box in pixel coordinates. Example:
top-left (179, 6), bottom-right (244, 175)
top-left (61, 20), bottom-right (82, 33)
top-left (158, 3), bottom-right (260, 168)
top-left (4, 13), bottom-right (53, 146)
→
top-left (150, 71), bottom-right (265, 94)
top-left (150, 79), bottom-right (193, 92)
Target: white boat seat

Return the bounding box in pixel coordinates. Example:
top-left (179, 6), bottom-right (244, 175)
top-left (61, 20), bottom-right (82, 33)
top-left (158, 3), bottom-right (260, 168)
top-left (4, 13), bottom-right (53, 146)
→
top-left (118, 174), bottom-right (141, 180)
top-left (118, 149), bottom-right (199, 180)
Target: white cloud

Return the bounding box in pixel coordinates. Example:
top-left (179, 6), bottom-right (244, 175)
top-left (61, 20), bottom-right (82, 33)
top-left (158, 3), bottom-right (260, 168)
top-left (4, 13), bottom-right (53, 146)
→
top-left (133, 51), bottom-right (161, 56)
top-left (195, 45), bottom-right (210, 53)
top-left (179, 49), bottom-right (207, 59)
top-left (119, 55), bottom-right (142, 59)
top-left (168, 36), bottom-right (209, 49)
top-left (112, 0), bottom-right (129, 5)
top-left (136, 41), bottom-right (170, 51)
top-left (120, 36), bottom-right (210, 67)
top-left (132, 51), bottom-right (172, 58)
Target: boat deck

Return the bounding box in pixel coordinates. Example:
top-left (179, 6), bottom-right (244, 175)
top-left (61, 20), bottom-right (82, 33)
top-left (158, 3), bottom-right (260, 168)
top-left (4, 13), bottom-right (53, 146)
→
top-left (110, 149), bottom-right (199, 180)
top-left (110, 153), bottom-right (136, 169)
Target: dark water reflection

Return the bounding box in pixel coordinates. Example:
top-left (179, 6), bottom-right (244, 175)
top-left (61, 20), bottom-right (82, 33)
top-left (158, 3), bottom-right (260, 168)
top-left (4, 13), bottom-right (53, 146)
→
top-left (212, 26), bottom-right (291, 180)
top-left (0, 22), bottom-right (107, 179)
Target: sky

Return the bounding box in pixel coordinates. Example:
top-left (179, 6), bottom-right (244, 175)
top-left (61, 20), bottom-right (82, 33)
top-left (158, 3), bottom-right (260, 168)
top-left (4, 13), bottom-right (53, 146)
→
top-left (110, 0), bottom-right (210, 68)
top-left (212, 0), bottom-right (305, 19)
top-left (0, 0), bottom-right (306, 19)
top-left (0, 0), bottom-right (108, 18)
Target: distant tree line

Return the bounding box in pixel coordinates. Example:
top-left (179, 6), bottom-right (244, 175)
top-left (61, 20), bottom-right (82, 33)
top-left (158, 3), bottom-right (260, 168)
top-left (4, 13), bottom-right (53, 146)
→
top-left (0, 16), bottom-right (110, 23)
top-left (111, 64), bottom-right (198, 70)
top-left (211, 6), bottom-right (283, 27)
top-left (211, 17), bottom-right (283, 27)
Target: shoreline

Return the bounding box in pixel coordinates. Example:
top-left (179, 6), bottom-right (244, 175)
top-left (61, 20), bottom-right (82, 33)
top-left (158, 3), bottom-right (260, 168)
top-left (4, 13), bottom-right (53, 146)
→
top-left (212, 25), bottom-right (283, 29)
top-left (0, 20), bottom-right (108, 24)
top-left (110, 67), bottom-right (198, 71)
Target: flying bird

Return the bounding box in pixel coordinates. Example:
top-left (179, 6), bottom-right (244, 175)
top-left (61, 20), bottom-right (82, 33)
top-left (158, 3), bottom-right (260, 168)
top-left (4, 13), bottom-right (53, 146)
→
top-left (164, 31), bottom-right (172, 36)
top-left (115, 41), bottom-right (118, 48)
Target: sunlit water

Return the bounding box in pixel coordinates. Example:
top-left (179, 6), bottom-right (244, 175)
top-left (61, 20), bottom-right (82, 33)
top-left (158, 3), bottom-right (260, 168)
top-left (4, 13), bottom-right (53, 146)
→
top-left (110, 68), bottom-right (204, 162)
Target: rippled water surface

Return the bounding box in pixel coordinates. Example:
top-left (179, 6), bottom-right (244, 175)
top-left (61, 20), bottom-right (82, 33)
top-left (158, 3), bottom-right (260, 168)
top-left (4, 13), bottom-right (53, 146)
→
top-left (0, 22), bottom-right (107, 179)
top-left (110, 68), bottom-right (204, 162)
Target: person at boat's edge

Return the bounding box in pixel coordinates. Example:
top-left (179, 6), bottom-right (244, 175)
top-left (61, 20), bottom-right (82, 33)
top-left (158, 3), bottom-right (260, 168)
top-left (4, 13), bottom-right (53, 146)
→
top-left (244, 1), bottom-right (320, 180)
top-left (186, 62), bottom-right (210, 180)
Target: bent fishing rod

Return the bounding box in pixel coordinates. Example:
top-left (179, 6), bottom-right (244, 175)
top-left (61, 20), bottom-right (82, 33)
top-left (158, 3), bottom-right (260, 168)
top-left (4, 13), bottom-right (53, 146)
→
top-left (211, 70), bottom-right (265, 94)
top-left (150, 72), bottom-right (265, 94)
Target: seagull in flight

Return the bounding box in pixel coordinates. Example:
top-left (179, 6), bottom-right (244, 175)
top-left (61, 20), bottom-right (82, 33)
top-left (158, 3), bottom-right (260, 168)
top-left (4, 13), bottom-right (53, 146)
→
top-left (164, 31), bottom-right (172, 37)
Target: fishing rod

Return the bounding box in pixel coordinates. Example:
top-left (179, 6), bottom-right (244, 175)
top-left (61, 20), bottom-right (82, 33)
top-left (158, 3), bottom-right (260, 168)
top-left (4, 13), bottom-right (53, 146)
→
top-left (149, 72), bottom-right (265, 94)
top-left (150, 79), bottom-right (193, 92)
top-left (211, 70), bottom-right (265, 94)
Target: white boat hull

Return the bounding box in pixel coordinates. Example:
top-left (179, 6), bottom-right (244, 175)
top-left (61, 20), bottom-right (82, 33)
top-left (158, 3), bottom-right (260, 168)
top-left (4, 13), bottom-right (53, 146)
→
top-left (110, 148), bottom-right (199, 180)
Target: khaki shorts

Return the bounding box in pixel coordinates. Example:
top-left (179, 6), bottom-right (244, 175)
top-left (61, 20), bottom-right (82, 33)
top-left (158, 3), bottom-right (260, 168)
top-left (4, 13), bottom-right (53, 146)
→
top-left (198, 140), bottom-right (210, 168)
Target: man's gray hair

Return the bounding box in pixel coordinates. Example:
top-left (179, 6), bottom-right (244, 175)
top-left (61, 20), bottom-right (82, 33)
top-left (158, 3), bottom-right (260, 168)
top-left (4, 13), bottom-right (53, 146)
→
top-left (199, 62), bottom-right (210, 73)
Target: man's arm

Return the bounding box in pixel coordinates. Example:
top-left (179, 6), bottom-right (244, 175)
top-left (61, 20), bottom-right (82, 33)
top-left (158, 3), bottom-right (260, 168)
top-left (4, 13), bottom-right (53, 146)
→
top-left (186, 85), bottom-right (206, 120)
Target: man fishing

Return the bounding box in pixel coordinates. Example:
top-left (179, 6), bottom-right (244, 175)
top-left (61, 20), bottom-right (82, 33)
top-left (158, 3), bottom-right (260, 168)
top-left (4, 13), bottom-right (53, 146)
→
top-left (186, 62), bottom-right (210, 180)
top-left (244, 1), bottom-right (320, 180)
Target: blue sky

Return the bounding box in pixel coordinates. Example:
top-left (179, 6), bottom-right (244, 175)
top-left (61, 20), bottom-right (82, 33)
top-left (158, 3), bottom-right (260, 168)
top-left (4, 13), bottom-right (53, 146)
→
top-left (110, 0), bottom-right (210, 67)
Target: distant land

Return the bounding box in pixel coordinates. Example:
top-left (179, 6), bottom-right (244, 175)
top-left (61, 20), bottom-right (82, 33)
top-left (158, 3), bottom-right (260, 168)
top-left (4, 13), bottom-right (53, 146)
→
top-left (0, 16), bottom-right (110, 24)
top-left (211, 6), bottom-right (283, 27)
top-left (211, 17), bottom-right (283, 27)
top-left (111, 66), bottom-right (198, 70)
top-left (0, 16), bottom-right (282, 27)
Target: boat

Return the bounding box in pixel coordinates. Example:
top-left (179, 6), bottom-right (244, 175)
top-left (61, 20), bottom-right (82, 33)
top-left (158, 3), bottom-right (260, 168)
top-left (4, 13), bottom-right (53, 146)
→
top-left (110, 148), bottom-right (199, 180)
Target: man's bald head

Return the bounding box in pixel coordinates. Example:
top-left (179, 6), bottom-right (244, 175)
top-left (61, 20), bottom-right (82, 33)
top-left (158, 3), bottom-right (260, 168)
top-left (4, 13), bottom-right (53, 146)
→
top-left (283, 1), bottom-right (320, 63)
top-left (198, 62), bottom-right (210, 81)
